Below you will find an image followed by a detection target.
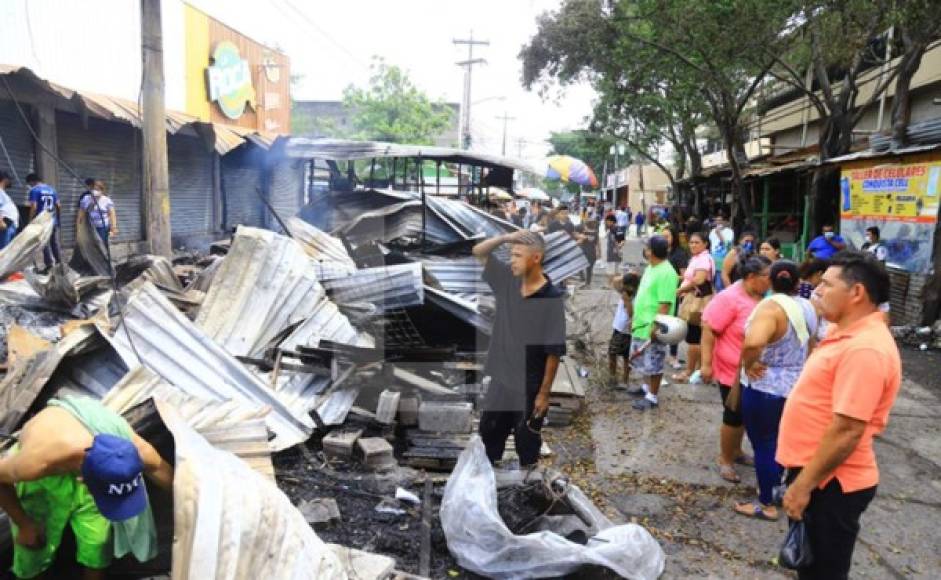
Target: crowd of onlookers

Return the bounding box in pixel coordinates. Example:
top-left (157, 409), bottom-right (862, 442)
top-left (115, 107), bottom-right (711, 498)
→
top-left (596, 208), bottom-right (899, 580)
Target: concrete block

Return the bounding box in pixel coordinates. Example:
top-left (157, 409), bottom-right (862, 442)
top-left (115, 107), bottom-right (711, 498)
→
top-left (397, 395), bottom-right (420, 427)
top-left (418, 401), bottom-right (473, 433)
top-left (375, 390), bottom-right (401, 425)
top-left (357, 437), bottom-right (395, 469)
top-left (322, 428), bottom-right (364, 457)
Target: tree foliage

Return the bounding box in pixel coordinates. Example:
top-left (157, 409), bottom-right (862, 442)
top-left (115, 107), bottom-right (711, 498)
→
top-left (342, 58), bottom-right (454, 145)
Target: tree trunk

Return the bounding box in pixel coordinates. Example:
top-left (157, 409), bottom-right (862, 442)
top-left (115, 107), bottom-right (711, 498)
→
top-left (890, 39), bottom-right (927, 148)
top-left (724, 129), bottom-right (752, 225)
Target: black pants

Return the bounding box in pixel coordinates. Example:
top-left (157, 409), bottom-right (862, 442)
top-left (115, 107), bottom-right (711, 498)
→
top-left (786, 470), bottom-right (877, 580)
top-left (43, 225), bottom-right (61, 267)
top-left (479, 388), bottom-right (543, 466)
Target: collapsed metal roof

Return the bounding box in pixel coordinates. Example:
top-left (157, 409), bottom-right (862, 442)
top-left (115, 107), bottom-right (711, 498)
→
top-left (195, 227), bottom-right (326, 358)
top-left (0, 212), bottom-right (53, 280)
top-left (112, 282), bottom-right (314, 451)
top-left (320, 263), bottom-right (425, 314)
top-left (284, 137), bottom-right (543, 176)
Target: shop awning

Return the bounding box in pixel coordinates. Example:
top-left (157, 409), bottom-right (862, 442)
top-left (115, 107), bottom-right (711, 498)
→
top-left (0, 64), bottom-right (279, 155)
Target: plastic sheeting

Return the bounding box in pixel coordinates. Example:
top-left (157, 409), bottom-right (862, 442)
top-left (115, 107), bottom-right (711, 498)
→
top-left (441, 437), bottom-right (665, 579)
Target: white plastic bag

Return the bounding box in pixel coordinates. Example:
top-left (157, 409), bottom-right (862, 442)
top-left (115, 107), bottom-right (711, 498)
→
top-left (441, 437), bottom-right (665, 579)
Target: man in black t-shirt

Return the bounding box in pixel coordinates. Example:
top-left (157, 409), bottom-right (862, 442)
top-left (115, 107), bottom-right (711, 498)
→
top-left (547, 204), bottom-right (577, 238)
top-left (472, 230), bottom-right (567, 466)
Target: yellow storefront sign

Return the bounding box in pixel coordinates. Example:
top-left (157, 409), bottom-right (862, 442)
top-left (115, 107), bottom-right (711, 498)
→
top-left (841, 158), bottom-right (941, 223)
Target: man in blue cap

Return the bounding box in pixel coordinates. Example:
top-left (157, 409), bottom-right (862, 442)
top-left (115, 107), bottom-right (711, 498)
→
top-left (0, 396), bottom-right (173, 579)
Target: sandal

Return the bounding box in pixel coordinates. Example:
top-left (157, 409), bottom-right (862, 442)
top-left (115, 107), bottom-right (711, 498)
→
top-left (735, 453), bottom-right (755, 467)
top-left (718, 463), bottom-right (740, 483)
top-left (733, 501), bottom-right (779, 521)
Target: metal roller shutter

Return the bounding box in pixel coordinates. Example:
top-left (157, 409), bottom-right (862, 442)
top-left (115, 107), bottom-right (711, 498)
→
top-left (221, 144), bottom-right (264, 230)
top-left (267, 158), bottom-right (304, 233)
top-left (55, 112), bottom-right (143, 248)
top-left (168, 134), bottom-right (214, 240)
top-left (0, 100), bottom-right (35, 204)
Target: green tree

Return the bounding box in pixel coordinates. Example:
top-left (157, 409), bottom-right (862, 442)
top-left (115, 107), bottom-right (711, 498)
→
top-left (522, 0), bottom-right (795, 220)
top-left (342, 58), bottom-right (454, 145)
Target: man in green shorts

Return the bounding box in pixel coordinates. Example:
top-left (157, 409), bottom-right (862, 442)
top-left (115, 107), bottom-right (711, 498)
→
top-left (0, 396), bottom-right (173, 579)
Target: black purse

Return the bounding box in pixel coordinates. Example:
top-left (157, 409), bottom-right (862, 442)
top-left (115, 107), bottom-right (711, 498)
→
top-left (779, 514), bottom-right (814, 569)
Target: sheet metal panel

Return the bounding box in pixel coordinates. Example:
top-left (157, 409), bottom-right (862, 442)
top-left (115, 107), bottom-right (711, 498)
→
top-left (0, 100), bottom-right (35, 202)
top-left (168, 133), bottom-right (214, 238)
top-left (267, 158), bottom-right (305, 233)
top-left (320, 262), bottom-right (424, 313)
top-left (195, 226), bottom-right (323, 357)
top-left (55, 112), bottom-right (144, 247)
top-left (220, 144), bottom-right (265, 229)
top-left (112, 281), bottom-right (314, 451)
top-left (157, 400), bottom-right (346, 580)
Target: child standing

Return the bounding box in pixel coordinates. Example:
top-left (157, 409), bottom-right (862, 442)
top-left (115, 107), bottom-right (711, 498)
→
top-left (608, 272), bottom-right (641, 388)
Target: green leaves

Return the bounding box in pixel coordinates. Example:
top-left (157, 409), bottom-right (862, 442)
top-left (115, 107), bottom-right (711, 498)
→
top-left (341, 58), bottom-right (455, 146)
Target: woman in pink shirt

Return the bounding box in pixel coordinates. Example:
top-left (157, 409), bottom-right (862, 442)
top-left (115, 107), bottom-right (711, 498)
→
top-left (701, 255), bottom-right (772, 483)
top-left (673, 231), bottom-right (715, 382)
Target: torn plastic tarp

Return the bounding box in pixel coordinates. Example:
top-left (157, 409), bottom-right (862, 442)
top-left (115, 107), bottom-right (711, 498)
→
top-left (156, 399), bottom-right (347, 580)
top-left (0, 212), bottom-right (53, 280)
top-left (441, 437), bottom-right (665, 579)
top-left (69, 215), bottom-right (112, 277)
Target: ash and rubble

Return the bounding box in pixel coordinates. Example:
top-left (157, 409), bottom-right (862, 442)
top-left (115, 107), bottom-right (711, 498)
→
top-left (0, 185), bottom-right (664, 579)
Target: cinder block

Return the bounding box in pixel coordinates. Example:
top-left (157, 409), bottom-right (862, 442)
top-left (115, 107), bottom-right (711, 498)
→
top-left (357, 437), bottom-right (396, 469)
top-left (322, 428), bottom-right (363, 457)
top-left (375, 390), bottom-right (401, 425)
top-left (418, 401), bottom-right (473, 433)
top-left (397, 395), bottom-right (420, 427)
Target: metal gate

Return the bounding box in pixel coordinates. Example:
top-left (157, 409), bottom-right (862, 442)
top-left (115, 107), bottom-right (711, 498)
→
top-left (168, 133), bottom-right (214, 243)
top-left (220, 144), bottom-right (264, 230)
top-left (267, 158), bottom-right (304, 233)
top-left (55, 112), bottom-right (143, 248)
top-left (0, 100), bottom-right (36, 205)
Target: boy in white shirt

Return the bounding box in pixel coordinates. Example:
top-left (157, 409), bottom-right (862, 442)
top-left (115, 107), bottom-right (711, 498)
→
top-left (0, 171), bottom-right (19, 250)
top-left (608, 272), bottom-right (640, 388)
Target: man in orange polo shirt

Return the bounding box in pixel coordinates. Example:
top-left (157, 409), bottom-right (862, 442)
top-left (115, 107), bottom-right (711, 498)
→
top-left (777, 251), bottom-right (900, 580)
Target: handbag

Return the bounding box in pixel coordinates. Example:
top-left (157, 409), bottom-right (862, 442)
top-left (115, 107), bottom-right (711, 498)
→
top-left (779, 515), bottom-right (814, 569)
top-left (678, 281), bottom-right (713, 325)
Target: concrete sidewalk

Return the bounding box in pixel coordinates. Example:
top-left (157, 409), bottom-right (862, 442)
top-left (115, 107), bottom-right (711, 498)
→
top-left (551, 236), bottom-right (941, 578)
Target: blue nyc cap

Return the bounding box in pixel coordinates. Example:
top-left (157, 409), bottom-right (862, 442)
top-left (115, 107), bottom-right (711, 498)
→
top-left (81, 434), bottom-right (147, 522)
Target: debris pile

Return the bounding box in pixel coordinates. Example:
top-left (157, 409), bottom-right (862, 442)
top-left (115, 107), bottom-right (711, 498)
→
top-left (0, 188), bottom-right (643, 579)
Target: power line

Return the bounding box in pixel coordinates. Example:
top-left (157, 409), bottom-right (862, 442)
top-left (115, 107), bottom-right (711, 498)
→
top-left (273, 0), bottom-right (371, 71)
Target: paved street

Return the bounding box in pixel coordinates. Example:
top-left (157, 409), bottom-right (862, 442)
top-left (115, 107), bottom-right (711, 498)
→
top-left (543, 232), bottom-right (941, 578)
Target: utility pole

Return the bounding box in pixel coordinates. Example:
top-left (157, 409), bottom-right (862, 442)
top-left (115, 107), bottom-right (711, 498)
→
top-left (495, 112), bottom-right (516, 156)
top-left (453, 32), bottom-right (488, 150)
top-left (517, 137), bottom-right (524, 158)
top-left (141, 0), bottom-right (171, 257)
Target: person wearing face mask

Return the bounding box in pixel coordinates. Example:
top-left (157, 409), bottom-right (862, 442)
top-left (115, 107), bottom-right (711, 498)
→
top-left (721, 230), bottom-right (758, 289)
top-left (78, 180), bottom-right (118, 244)
top-left (807, 224), bottom-right (846, 260)
top-left (860, 226), bottom-right (888, 262)
top-left (709, 214), bottom-right (735, 291)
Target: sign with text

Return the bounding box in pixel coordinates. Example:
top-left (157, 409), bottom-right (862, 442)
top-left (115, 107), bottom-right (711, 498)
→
top-left (840, 158), bottom-right (941, 273)
top-left (207, 41), bottom-right (256, 119)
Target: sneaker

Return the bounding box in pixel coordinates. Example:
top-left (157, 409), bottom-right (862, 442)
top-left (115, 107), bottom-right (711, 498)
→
top-left (625, 386), bottom-right (646, 397)
top-left (689, 370), bottom-right (703, 384)
top-left (632, 398), bottom-right (659, 411)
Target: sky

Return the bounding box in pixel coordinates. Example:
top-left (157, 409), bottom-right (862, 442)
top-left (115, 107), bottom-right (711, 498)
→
top-left (188, 0), bottom-right (597, 162)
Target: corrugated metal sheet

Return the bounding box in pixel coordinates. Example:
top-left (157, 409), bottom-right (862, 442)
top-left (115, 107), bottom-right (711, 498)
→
top-left (423, 257), bottom-right (491, 295)
top-left (111, 281), bottom-right (314, 451)
top-left (0, 212), bottom-right (53, 280)
top-left (320, 262), bottom-right (424, 313)
top-left (102, 366), bottom-right (276, 479)
top-left (283, 137), bottom-right (542, 176)
top-left (156, 400), bottom-right (346, 580)
top-left (825, 142), bottom-right (941, 165)
top-left (424, 286), bottom-right (491, 334)
top-left (55, 112), bottom-right (143, 247)
top-left (280, 298), bottom-right (372, 352)
top-left (543, 231), bottom-right (591, 283)
top-left (0, 100), bottom-right (35, 200)
top-left (268, 159), bottom-right (305, 234)
top-left (195, 226), bottom-right (323, 357)
top-left (871, 118), bottom-right (941, 152)
top-left (0, 65), bottom-right (279, 156)
top-left (168, 133), bottom-right (214, 238)
top-left (427, 196), bottom-right (517, 238)
top-left (220, 144), bottom-right (265, 230)
top-left (285, 216), bottom-right (356, 271)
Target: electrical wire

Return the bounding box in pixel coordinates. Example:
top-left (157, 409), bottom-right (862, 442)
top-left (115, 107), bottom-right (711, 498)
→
top-left (1, 74), bottom-right (144, 365)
